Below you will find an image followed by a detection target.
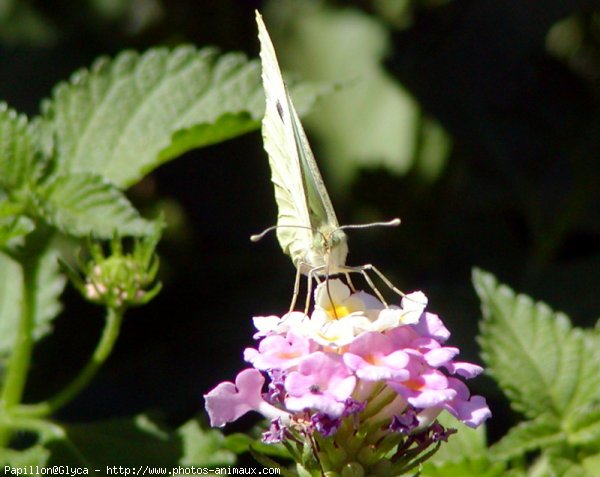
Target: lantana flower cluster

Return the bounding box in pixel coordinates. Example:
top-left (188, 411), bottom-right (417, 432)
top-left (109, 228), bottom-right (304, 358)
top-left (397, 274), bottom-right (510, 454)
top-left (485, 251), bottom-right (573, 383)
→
top-left (205, 280), bottom-right (490, 475)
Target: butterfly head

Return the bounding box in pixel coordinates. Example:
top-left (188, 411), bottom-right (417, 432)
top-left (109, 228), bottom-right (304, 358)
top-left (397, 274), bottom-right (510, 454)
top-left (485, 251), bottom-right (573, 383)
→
top-left (311, 225), bottom-right (348, 274)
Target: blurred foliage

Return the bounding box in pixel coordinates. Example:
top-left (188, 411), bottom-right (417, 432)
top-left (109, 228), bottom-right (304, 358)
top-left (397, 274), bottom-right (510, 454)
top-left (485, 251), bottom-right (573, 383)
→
top-left (0, 0), bottom-right (597, 462)
top-left (264, 0), bottom-right (451, 187)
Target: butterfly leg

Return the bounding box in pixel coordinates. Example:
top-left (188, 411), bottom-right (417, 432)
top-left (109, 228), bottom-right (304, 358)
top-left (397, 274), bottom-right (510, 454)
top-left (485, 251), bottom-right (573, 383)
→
top-left (359, 269), bottom-right (389, 307)
top-left (304, 268), bottom-right (315, 315)
top-left (344, 271), bottom-right (357, 292)
top-left (289, 264), bottom-right (303, 313)
top-left (361, 264), bottom-right (406, 299)
top-left (304, 265), bottom-right (325, 315)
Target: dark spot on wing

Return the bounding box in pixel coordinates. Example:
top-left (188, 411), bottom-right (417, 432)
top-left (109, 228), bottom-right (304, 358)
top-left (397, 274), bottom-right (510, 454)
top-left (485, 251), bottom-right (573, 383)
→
top-left (276, 100), bottom-right (284, 122)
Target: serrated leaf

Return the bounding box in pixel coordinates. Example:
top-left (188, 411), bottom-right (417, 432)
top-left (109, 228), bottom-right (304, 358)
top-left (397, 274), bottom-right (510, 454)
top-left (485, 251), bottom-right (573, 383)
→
top-left (0, 246), bottom-right (65, 361)
top-left (41, 46), bottom-right (324, 188)
top-left (0, 103), bottom-right (43, 192)
top-left (34, 173), bottom-right (154, 238)
top-left (473, 269), bottom-right (600, 420)
top-left (157, 112), bottom-right (257, 164)
top-left (566, 403), bottom-right (600, 446)
top-left (0, 215), bottom-right (34, 249)
top-left (489, 415), bottom-right (564, 460)
top-left (530, 452), bottom-right (597, 477)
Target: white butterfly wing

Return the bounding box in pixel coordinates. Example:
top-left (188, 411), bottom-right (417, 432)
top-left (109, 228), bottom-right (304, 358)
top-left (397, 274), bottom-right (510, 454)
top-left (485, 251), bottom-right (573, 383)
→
top-left (256, 12), bottom-right (347, 273)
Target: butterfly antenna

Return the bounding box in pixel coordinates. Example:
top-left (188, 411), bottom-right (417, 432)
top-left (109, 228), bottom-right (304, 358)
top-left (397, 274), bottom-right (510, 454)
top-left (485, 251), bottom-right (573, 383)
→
top-left (250, 225), bottom-right (278, 242)
top-left (250, 224), bottom-right (316, 242)
top-left (339, 218), bottom-right (401, 231)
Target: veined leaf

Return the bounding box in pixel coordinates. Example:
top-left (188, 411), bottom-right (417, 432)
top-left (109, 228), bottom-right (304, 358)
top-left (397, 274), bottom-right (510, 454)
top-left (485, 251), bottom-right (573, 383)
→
top-left (157, 112), bottom-right (257, 164)
top-left (0, 102), bottom-right (43, 192)
top-left (41, 46), bottom-right (323, 188)
top-left (0, 215), bottom-right (34, 249)
top-left (530, 451), bottom-right (598, 477)
top-left (34, 173), bottom-right (154, 238)
top-left (0, 246), bottom-right (65, 361)
top-left (473, 269), bottom-right (600, 421)
top-left (565, 403), bottom-right (600, 446)
top-left (41, 47), bottom-right (263, 187)
top-left (489, 414), bottom-right (564, 460)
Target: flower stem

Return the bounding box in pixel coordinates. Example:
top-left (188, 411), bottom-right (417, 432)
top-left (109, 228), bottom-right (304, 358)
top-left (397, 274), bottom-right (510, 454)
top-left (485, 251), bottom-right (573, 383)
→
top-left (0, 256), bottom-right (39, 446)
top-left (13, 306), bottom-right (125, 418)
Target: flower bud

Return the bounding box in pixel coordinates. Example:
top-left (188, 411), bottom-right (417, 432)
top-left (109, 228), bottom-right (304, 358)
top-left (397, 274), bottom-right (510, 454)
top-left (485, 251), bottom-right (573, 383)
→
top-left (66, 233), bottom-right (161, 309)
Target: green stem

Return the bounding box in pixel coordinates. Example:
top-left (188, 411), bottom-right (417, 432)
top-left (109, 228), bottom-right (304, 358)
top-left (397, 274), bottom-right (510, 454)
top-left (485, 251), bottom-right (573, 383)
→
top-left (1, 260), bottom-right (38, 409)
top-left (13, 306), bottom-right (124, 418)
top-left (0, 257), bottom-right (40, 446)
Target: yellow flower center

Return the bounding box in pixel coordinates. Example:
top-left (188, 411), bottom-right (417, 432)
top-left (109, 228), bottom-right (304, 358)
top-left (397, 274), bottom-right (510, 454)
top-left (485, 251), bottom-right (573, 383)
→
top-left (326, 304), bottom-right (351, 320)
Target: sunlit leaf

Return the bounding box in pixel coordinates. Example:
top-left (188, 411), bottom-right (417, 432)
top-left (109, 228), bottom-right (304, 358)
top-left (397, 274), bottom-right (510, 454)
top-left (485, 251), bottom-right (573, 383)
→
top-left (0, 103), bottom-right (43, 192)
top-left (41, 46), bottom-right (324, 188)
top-left (34, 173), bottom-right (154, 238)
top-left (474, 269), bottom-right (600, 421)
top-left (489, 415), bottom-right (563, 460)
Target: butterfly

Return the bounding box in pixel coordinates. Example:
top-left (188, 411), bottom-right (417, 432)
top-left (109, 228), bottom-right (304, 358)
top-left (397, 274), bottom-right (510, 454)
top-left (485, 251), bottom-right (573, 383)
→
top-left (252, 12), bottom-right (402, 311)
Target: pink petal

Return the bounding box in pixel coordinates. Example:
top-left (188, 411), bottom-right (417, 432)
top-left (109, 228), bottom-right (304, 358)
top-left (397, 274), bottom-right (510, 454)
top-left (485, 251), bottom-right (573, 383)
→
top-left (445, 361), bottom-right (484, 378)
top-left (445, 395), bottom-right (491, 428)
top-left (425, 347), bottom-right (459, 367)
top-left (412, 312), bottom-right (450, 342)
top-left (204, 369), bottom-right (265, 427)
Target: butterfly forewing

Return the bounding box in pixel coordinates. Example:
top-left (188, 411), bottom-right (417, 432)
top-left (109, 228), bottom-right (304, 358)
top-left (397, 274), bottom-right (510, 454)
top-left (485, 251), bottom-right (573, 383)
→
top-left (257, 13), bottom-right (312, 262)
top-left (256, 12), bottom-right (347, 274)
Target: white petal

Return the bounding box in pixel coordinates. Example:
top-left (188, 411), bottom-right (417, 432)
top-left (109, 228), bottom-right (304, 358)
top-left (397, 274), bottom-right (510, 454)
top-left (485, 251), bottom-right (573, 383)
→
top-left (400, 291), bottom-right (428, 324)
top-left (314, 279), bottom-right (351, 309)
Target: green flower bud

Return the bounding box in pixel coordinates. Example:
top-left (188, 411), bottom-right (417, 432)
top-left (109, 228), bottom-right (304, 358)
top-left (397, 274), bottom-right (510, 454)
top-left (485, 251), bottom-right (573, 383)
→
top-left (66, 232), bottom-right (161, 309)
top-left (341, 462), bottom-right (365, 477)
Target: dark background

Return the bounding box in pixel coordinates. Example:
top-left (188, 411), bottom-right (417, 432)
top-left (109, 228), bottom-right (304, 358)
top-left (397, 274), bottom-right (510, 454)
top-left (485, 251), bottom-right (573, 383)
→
top-left (2, 0), bottom-right (599, 445)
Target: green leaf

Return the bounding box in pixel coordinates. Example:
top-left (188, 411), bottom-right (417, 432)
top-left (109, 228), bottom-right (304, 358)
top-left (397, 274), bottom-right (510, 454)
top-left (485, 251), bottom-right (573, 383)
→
top-left (473, 269), bottom-right (600, 420)
top-left (264, 1), bottom-right (450, 187)
top-left (34, 173), bottom-right (154, 238)
top-left (48, 414), bottom-right (176, 467)
top-left (0, 245), bottom-right (65, 361)
top-left (177, 419), bottom-right (236, 467)
top-left (45, 415), bottom-right (235, 468)
top-left (157, 112), bottom-right (257, 164)
top-left (489, 414), bottom-right (564, 460)
top-left (0, 103), bottom-right (42, 192)
top-left (0, 215), bottom-right (34, 249)
top-left (41, 46), bottom-right (322, 188)
top-left (225, 432), bottom-right (291, 459)
top-left (530, 451), bottom-right (597, 477)
top-left (421, 456), bottom-right (507, 477)
top-left (565, 403), bottom-right (600, 447)
top-left (430, 413), bottom-right (488, 463)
